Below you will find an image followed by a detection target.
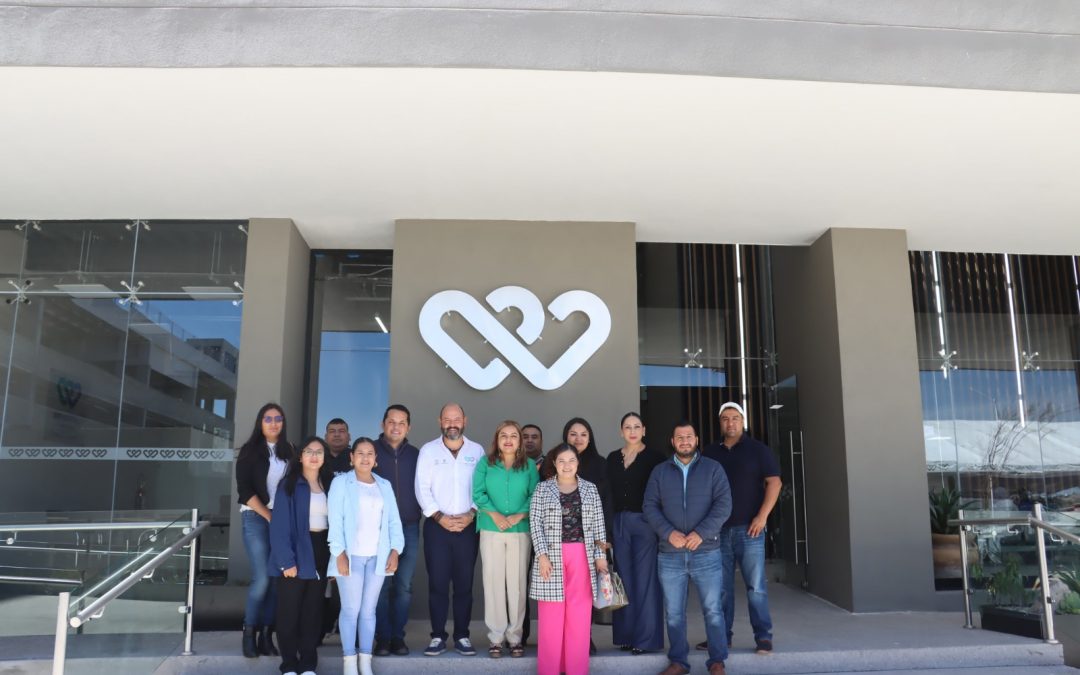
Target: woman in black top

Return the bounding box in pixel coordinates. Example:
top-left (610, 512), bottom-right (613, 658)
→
top-left (234, 402), bottom-right (295, 658)
top-left (605, 412), bottom-right (665, 654)
top-left (560, 418), bottom-right (606, 490)
top-left (560, 417), bottom-right (608, 655)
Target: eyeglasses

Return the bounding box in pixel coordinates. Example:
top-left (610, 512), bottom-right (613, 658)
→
top-left (302, 449), bottom-right (324, 457)
top-left (263, 415), bottom-right (283, 424)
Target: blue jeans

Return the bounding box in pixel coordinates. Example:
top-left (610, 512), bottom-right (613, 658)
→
top-left (375, 521), bottom-right (420, 642)
top-left (338, 555), bottom-right (385, 656)
top-left (720, 525), bottom-right (773, 643)
top-left (241, 509), bottom-right (277, 626)
top-left (657, 549), bottom-right (728, 670)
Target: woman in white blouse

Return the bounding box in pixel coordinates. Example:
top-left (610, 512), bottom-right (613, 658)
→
top-left (328, 437), bottom-right (405, 675)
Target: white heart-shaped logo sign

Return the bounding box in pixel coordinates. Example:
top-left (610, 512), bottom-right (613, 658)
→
top-left (418, 286), bottom-right (611, 391)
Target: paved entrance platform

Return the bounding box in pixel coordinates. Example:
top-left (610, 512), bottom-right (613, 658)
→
top-left (1, 583), bottom-right (1076, 674)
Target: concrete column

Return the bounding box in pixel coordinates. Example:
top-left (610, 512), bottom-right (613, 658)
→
top-left (227, 218), bottom-right (311, 583)
top-left (773, 228), bottom-right (935, 611)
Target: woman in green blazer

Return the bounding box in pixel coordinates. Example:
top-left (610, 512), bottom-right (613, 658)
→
top-left (473, 420), bottom-right (539, 658)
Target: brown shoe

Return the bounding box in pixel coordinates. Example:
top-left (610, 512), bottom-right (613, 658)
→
top-left (708, 663), bottom-right (727, 675)
top-left (659, 664), bottom-right (690, 675)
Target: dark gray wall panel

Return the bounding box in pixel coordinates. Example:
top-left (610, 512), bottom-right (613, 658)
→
top-left (773, 228), bottom-right (935, 611)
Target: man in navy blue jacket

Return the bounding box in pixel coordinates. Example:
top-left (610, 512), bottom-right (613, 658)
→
top-left (643, 421), bottom-right (732, 675)
top-left (372, 404), bottom-right (422, 656)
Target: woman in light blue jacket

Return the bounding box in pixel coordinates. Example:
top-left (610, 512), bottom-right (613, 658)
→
top-left (328, 437), bottom-right (405, 675)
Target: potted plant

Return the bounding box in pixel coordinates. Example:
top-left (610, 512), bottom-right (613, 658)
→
top-left (977, 556), bottom-right (1043, 639)
top-left (929, 486), bottom-right (978, 580)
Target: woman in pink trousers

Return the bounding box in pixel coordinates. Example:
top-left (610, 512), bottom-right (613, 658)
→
top-left (529, 443), bottom-right (609, 675)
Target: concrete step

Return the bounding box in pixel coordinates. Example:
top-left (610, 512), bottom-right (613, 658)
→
top-left (2, 629), bottom-right (1067, 675)
top-left (151, 642), bottom-right (1073, 674)
top-left (0, 585), bottom-right (1073, 673)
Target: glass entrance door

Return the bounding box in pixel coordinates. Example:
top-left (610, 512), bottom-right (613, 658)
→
top-left (768, 375), bottom-right (808, 587)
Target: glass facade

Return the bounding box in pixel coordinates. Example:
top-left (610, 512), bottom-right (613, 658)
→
top-left (911, 251), bottom-right (1080, 502)
top-left (636, 242), bottom-right (777, 447)
top-left (304, 250), bottom-right (393, 439)
top-left (0, 220), bottom-right (246, 527)
top-left (911, 251), bottom-right (1080, 588)
top-left (636, 243), bottom-right (793, 566)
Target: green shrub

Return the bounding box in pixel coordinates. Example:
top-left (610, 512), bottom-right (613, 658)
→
top-left (1059, 570), bottom-right (1080, 596)
top-left (929, 487), bottom-right (977, 535)
top-left (1058, 591), bottom-right (1080, 615)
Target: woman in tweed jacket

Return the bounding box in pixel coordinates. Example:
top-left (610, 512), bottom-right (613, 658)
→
top-left (530, 443), bottom-right (608, 675)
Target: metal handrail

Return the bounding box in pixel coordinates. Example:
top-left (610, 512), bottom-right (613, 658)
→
top-left (69, 519), bottom-right (208, 627)
top-left (951, 503), bottom-right (1080, 644)
top-left (44, 509), bottom-right (206, 674)
top-left (0, 575), bottom-right (80, 585)
top-left (1, 521), bottom-right (183, 534)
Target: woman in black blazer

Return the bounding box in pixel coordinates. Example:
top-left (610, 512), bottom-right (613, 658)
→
top-left (235, 402), bottom-right (295, 658)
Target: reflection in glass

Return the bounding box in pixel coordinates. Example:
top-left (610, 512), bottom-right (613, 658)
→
top-left (0, 221), bottom-right (27, 289)
top-left (0, 221), bottom-right (247, 537)
top-left (636, 243), bottom-right (775, 445)
top-left (912, 251), bottom-right (1080, 590)
top-left (22, 221), bottom-right (136, 297)
top-left (2, 295), bottom-right (130, 450)
top-left (306, 250), bottom-right (393, 438)
top-left (132, 220), bottom-right (247, 295)
top-left (317, 332), bottom-right (390, 438)
top-left (0, 300), bottom-right (15, 441)
top-left (116, 298), bottom-right (241, 522)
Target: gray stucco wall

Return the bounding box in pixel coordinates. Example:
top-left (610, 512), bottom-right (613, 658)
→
top-left (773, 233), bottom-right (854, 610)
top-left (227, 217), bottom-right (311, 583)
top-left (773, 229), bottom-right (935, 612)
top-left (2, 1), bottom-right (1078, 93)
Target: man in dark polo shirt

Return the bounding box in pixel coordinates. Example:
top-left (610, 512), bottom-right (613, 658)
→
top-left (320, 417), bottom-right (353, 643)
top-left (325, 417), bottom-right (353, 475)
top-left (372, 404), bottom-right (422, 656)
top-left (701, 402), bottom-right (781, 655)
top-left (521, 424), bottom-right (544, 465)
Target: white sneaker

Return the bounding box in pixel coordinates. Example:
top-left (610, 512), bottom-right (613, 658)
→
top-left (343, 654), bottom-right (358, 673)
top-left (283, 672), bottom-right (298, 675)
top-left (358, 653), bottom-right (374, 675)
top-left (300, 672), bottom-right (316, 675)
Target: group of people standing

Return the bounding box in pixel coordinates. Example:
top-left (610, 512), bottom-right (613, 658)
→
top-left (234, 399), bottom-right (780, 675)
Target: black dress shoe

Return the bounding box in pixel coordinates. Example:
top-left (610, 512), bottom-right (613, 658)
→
top-left (374, 640), bottom-right (391, 656)
top-left (695, 640), bottom-right (708, 651)
top-left (618, 644), bottom-right (632, 652)
top-left (242, 625), bottom-right (258, 658)
top-left (631, 648), bottom-right (648, 655)
top-left (390, 638), bottom-right (410, 656)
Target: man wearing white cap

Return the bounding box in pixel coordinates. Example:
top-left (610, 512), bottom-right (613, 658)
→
top-left (700, 402), bottom-right (781, 656)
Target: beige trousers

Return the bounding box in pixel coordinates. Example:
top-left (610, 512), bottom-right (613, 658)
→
top-left (479, 529), bottom-right (532, 646)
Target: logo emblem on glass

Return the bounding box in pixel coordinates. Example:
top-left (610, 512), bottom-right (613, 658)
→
top-left (419, 286), bottom-right (611, 391)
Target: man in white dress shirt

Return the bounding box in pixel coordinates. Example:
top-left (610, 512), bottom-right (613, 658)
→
top-left (415, 402), bottom-right (485, 657)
